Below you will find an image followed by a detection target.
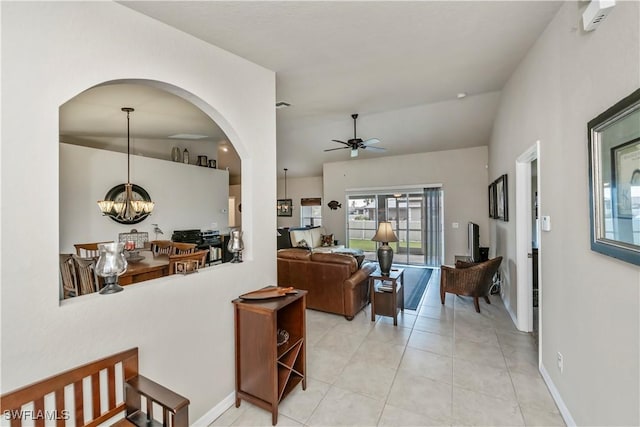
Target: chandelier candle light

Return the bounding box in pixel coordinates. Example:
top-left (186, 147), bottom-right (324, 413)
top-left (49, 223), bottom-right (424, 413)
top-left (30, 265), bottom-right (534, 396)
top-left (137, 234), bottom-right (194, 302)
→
top-left (371, 221), bottom-right (398, 275)
top-left (97, 107), bottom-right (154, 223)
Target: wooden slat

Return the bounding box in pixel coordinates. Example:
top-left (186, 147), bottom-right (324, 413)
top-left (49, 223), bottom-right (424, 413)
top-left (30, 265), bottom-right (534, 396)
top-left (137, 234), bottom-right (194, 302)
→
top-left (163, 408), bottom-right (169, 427)
top-left (74, 380), bottom-right (84, 426)
top-left (55, 388), bottom-right (65, 427)
top-left (91, 372), bottom-right (100, 419)
top-left (34, 397), bottom-right (45, 427)
top-left (146, 397), bottom-right (153, 423)
top-left (107, 366), bottom-right (116, 410)
top-left (0, 348), bottom-right (138, 411)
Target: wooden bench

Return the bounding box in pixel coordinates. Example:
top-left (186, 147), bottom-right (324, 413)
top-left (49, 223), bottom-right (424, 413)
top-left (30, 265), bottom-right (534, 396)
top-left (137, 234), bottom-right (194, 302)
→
top-left (1, 348), bottom-right (189, 427)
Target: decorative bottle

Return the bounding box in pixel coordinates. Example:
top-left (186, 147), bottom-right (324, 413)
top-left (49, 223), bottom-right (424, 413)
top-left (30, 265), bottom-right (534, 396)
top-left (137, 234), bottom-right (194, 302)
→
top-left (183, 148), bottom-right (189, 164)
top-left (171, 146), bottom-right (181, 162)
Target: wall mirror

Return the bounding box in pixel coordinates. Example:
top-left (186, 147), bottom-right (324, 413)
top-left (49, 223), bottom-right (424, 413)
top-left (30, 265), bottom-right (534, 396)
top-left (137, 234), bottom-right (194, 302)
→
top-left (59, 80), bottom-right (242, 300)
top-left (588, 88), bottom-right (640, 265)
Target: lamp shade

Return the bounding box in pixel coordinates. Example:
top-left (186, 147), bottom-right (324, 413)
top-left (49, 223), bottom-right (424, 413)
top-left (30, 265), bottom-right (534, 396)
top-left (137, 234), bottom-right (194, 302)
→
top-left (371, 222), bottom-right (398, 244)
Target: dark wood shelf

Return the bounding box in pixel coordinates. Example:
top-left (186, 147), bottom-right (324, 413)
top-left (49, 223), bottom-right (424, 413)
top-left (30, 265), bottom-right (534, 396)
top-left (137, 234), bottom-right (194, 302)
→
top-left (233, 290), bottom-right (307, 425)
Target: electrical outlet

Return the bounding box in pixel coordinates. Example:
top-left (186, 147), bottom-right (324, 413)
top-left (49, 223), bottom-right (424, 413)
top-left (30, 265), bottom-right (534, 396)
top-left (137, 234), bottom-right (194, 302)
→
top-left (557, 352), bottom-right (564, 373)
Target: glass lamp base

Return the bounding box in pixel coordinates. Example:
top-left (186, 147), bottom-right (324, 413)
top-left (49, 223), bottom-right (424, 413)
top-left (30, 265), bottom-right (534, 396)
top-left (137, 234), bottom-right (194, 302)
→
top-left (99, 277), bottom-right (124, 294)
top-left (230, 252), bottom-right (243, 263)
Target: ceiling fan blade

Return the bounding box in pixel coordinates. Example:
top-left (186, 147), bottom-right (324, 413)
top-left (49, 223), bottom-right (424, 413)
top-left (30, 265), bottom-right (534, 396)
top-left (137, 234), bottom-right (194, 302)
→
top-left (350, 148), bottom-right (359, 158)
top-left (362, 138), bottom-right (380, 146)
top-left (324, 147), bottom-right (351, 152)
top-left (331, 139), bottom-right (350, 146)
top-left (363, 146), bottom-right (386, 152)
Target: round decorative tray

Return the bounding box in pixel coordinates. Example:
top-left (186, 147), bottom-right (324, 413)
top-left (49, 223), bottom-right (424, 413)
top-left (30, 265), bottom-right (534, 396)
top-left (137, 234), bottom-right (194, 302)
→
top-left (277, 328), bottom-right (290, 347)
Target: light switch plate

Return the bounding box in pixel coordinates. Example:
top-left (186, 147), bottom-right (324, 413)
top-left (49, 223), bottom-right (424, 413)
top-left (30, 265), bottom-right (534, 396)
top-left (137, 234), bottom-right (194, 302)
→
top-left (541, 216), bottom-right (551, 231)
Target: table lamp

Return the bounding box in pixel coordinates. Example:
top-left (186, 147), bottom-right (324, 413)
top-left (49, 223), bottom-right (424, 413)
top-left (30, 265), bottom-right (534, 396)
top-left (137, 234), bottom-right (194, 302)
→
top-left (95, 242), bottom-right (127, 294)
top-left (371, 221), bottom-right (398, 275)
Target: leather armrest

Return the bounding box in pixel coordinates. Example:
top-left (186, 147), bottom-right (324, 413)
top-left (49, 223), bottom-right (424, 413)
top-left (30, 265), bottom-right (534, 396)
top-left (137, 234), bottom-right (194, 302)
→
top-left (344, 262), bottom-right (376, 290)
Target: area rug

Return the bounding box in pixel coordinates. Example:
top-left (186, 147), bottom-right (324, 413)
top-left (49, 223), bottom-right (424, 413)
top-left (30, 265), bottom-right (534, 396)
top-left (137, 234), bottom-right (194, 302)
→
top-left (402, 267), bottom-right (433, 310)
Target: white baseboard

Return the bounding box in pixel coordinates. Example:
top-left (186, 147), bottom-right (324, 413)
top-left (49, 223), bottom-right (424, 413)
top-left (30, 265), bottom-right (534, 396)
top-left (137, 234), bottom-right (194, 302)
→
top-left (539, 363), bottom-right (576, 427)
top-left (192, 391), bottom-right (235, 427)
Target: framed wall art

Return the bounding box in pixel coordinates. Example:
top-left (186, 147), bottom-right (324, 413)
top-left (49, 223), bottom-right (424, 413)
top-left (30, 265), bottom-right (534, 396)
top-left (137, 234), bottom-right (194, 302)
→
top-left (488, 182), bottom-right (497, 218)
top-left (588, 88), bottom-right (640, 265)
top-left (277, 199), bottom-right (293, 217)
top-left (495, 174), bottom-right (509, 221)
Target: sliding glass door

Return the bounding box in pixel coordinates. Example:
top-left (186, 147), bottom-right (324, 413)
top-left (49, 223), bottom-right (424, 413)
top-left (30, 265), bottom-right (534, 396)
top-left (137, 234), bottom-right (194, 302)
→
top-left (347, 188), bottom-right (443, 266)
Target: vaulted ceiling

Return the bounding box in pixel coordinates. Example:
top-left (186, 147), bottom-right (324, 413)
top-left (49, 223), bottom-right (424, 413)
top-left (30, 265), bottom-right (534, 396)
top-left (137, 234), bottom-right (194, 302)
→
top-left (117, 1), bottom-right (563, 177)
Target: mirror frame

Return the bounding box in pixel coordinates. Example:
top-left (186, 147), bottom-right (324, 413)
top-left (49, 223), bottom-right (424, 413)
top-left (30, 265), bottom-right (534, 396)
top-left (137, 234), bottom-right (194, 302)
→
top-left (588, 88), bottom-right (640, 265)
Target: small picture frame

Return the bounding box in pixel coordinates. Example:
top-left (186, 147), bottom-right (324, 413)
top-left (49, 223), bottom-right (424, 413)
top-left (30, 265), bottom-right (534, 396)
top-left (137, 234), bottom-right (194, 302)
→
top-left (488, 182), bottom-right (497, 218)
top-left (277, 199), bottom-right (293, 217)
top-left (495, 174), bottom-right (509, 221)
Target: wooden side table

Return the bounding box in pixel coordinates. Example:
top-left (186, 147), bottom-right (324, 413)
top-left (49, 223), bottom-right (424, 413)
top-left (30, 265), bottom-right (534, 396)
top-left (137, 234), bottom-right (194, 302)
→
top-left (232, 289), bottom-right (307, 425)
top-left (369, 268), bottom-right (405, 326)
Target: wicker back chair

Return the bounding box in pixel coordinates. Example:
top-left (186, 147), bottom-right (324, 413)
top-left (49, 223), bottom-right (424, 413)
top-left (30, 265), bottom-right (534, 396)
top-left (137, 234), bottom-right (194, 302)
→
top-left (60, 254), bottom-right (79, 299)
top-left (440, 256), bottom-right (502, 313)
top-left (72, 255), bottom-right (100, 295)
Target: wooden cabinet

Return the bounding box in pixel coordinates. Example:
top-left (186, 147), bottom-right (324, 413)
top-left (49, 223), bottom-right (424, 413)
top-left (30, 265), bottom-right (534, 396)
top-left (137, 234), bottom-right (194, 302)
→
top-left (232, 290), bottom-right (307, 425)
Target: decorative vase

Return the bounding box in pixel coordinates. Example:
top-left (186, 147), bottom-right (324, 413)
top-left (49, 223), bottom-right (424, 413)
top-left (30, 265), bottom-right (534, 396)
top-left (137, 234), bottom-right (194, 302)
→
top-left (377, 244), bottom-right (394, 275)
top-left (183, 148), bottom-right (189, 164)
top-left (171, 147), bottom-right (181, 162)
top-left (95, 242), bottom-right (127, 294)
top-left (227, 229), bottom-right (244, 263)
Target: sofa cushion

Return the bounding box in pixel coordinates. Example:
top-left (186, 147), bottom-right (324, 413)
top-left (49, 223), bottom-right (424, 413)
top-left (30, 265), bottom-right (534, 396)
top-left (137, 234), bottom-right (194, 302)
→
top-left (310, 252), bottom-right (357, 274)
top-left (296, 239), bottom-right (311, 249)
top-left (321, 234), bottom-right (334, 247)
top-left (277, 248), bottom-right (312, 260)
top-left (290, 227), bottom-right (326, 248)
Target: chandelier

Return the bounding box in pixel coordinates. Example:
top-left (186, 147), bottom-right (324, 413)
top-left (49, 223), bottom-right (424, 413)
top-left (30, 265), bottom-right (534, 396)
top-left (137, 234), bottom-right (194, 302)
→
top-left (97, 107), bottom-right (154, 224)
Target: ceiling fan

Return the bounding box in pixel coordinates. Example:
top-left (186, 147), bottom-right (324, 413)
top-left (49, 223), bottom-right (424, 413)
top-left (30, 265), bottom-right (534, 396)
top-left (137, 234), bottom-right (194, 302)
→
top-left (324, 113), bottom-right (386, 158)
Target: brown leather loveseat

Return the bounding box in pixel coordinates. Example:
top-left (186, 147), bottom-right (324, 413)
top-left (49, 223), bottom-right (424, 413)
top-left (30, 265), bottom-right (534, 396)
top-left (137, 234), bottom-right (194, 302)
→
top-left (277, 248), bottom-right (376, 320)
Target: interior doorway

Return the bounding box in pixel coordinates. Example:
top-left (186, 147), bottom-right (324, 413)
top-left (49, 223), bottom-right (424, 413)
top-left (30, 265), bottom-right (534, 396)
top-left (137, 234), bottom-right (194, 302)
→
top-left (515, 141), bottom-right (541, 345)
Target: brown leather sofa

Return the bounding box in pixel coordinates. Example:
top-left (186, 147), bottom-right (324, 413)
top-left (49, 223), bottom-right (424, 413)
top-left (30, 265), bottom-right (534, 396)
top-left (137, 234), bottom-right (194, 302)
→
top-left (277, 248), bottom-right (376, 320)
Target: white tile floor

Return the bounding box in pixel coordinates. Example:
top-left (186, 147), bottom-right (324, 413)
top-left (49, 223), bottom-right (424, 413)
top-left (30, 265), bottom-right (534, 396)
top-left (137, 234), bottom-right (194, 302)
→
top-left (212, 270), bottom-right (565, 426)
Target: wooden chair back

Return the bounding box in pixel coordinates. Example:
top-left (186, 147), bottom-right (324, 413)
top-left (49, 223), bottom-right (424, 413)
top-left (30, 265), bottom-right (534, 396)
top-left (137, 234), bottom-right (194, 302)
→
top-left (150, 240), bottom-right (173, 256)
top-left (169, 250), bottom-right (209, 274)
top-left (60, 254), bottom-right (79, 299)
top-left (0, 347), bottom-right (190, 427)
top-left (171, 242), bottom-right (197, 255)
top-left (74, 241), bottom-right (113, 258)
top-left (73, 255), bottom-right (99, 295)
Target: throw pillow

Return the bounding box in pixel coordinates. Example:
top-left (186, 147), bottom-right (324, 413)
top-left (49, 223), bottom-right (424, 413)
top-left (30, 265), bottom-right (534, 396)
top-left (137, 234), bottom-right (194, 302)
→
top-left (296, 239), bottom-right (310, 249)
top-left (321, 234), bottom-right (334, 247)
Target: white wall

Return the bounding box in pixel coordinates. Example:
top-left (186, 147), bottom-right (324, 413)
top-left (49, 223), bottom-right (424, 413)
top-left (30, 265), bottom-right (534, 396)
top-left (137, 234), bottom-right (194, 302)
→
top-left (60, 136), bottom-right (220, 167)
top-left (229, 184), bottom-right (242, 228)
top-left (489, 1), bottom-right (639, 424)
top-left (276, 176), bottom-right (323, 228)
top-left (323, 147), bottom-right (489, 264)
top-left (59, 143), bottom-right (229, 253)
top-left (1, 2), bottom-right (276, 423)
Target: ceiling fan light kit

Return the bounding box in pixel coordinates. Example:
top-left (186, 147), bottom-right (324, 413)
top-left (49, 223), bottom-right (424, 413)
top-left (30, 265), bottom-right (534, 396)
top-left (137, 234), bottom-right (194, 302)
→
top-left (325, 113), bottom-right (386, 158)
